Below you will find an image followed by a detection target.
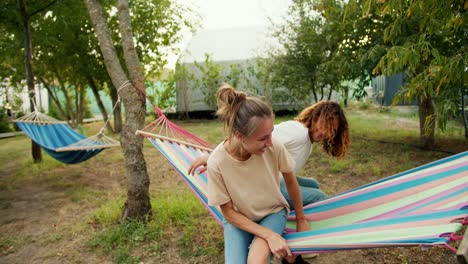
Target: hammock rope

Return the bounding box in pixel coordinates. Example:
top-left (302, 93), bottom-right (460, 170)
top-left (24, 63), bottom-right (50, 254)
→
top-left (14, 110), bottom-right (67, 124)
top-left (137, 106), bottom-right (212, 150)
top-left (136, 109), bottom-right (468, 255)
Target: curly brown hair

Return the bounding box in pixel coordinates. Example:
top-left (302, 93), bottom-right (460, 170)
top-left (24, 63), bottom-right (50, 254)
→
top-left (294, 101), bottom-right (350, 158)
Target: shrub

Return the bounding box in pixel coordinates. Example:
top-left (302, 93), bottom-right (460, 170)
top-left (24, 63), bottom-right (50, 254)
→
top-left (0, 107), bottom-right (13, 133)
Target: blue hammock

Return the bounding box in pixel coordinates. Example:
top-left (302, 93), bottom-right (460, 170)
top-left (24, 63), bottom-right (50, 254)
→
top-left (15, 112), bottom-right (119, 164)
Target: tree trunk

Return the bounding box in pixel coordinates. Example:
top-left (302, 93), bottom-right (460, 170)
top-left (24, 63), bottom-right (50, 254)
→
top-left (88, 75), bottom-right (113, 132)
top-left (418, 96), bottom-right (435, 149)
top-left (19, 0), bottom-right (41, 163)
top-left (56, 73), bottom-right (76, 127)
top-left (343, 84), bottom-right (349, 107)
top-left (84, 0), bottom-right (151, 220)
top-left (39, 77), bottom-right (68, 121)
top-left (75, 85), bottom-right (84, 125)
top-left (117, 0), bottom-right (151, 220)
top-left (319, 84), bottom-right (324, 101)
top-left (79, 84), bottom-right (85, 124)
top-left (111, 88), bottom-right (122, 133)
top-left (310, 78), bottom-right (318, 102)
top-left (327, 84), bottom-right (333, 100)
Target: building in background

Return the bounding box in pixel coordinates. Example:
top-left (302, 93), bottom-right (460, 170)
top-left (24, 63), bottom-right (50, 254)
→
top-left (371, 73), bottom-right (416, 106)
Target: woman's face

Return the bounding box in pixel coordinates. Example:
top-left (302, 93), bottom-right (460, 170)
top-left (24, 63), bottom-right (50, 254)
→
top-left (310, 117), bottom-right (339, 143)
top-left (241, 117), bottom-right (274, 155)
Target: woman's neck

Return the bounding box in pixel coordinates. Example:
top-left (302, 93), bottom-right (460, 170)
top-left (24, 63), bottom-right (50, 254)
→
top-left (224, 138), bottom-right (251, 161)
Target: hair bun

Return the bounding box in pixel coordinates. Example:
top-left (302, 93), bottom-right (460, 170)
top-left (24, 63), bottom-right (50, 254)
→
top-left (216, 84), bottom-right (246, 107)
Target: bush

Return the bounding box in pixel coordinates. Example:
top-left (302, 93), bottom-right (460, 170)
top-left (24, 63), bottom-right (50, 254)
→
top-left (0, 107), bottom-right (13, 133)
top-left (12, 111), bottom-right (24, 131)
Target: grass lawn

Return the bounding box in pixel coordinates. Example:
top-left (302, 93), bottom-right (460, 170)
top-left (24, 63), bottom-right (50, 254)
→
top-left (0, 102), bottom-right (466, 264)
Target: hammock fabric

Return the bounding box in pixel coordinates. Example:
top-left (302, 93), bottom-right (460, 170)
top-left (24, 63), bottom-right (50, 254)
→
top-left (137, 108), bottom-right (468, 256)
top-left (15, 111), bottom-right (120, 164)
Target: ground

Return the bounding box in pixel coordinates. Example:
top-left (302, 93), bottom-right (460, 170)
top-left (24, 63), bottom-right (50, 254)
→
top-left (0, 107), bottom-right (466, 263)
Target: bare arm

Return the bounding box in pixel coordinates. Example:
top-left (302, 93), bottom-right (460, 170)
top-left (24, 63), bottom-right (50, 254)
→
top-left (220, 201), bottom-right (292, 259)
top-left (188, 154), bottom-right (209, 175)
top-left (282, 171), bottom-right (310, 232)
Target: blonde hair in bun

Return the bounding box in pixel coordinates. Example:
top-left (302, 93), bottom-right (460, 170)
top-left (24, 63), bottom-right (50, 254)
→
top-left (216, 84), bottom-right (273, 140)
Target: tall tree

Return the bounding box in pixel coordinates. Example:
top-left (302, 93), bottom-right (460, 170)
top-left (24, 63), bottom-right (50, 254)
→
top-left (84, 0), bottom-right (150, 219)
top-left (17, 0), bottom-right (58, 162)
top-left (366, 0), bottom-right (468, 147)
top-left (264, 0), bottom-right (356, 108)
top-left (84, 0), bottom-right (195, 219)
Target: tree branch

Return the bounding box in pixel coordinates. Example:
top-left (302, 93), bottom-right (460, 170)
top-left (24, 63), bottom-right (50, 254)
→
top-left (29, 0), bottom-right (58, 18)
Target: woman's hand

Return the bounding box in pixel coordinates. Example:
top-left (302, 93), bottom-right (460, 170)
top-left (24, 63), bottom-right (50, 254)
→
top-left (266, 232), bottom-right (292, 259)
top-left (296, 217), bottom-right (310, 232)
top-left (188, 155), bottom-right (209, 175)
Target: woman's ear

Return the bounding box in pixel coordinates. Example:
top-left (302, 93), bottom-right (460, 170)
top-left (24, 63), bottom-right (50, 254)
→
top-left (233, 130), bottom-right (244, 141)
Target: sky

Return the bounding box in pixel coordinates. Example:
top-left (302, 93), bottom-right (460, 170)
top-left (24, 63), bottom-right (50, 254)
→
top-left (166, 0), bottom-right (290, 68)
top-left (190, 0), bottom-right (290, 30)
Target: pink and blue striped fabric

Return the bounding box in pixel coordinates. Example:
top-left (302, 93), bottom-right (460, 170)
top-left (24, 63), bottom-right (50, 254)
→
top-left (144, 134), bottom-right (467, 254)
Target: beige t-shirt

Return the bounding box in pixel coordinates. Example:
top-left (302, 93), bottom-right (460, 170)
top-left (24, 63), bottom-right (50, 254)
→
top-left (207, 138), bottom-right (295, 221)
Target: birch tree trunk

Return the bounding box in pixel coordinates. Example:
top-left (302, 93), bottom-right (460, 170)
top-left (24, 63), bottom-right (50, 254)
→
top-left (84, 0), bottom-right (151, 219)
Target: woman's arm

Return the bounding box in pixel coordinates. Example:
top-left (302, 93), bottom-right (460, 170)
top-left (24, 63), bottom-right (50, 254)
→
top-left (220, 201), bottom-right (292, 259)
top-left (282, 172), bottom-right (310, 232)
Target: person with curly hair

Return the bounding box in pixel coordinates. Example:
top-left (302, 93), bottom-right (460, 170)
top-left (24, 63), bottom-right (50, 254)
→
top-left (275, 100), bottom-right (350, 210)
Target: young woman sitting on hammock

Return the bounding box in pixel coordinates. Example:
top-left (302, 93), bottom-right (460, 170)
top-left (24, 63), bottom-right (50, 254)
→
top-left (205, 84), bottom-right (309, 264)
top-left (189, 100), bottom-right (350, 211)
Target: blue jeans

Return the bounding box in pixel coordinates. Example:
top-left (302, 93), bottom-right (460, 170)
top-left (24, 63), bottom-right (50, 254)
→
top-left (224, 208), bottom-right (287, 264)
top-left (280, 176), bottom-right (326, 210)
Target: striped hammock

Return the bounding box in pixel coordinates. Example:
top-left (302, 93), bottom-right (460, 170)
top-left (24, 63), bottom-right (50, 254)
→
top-left (14, 111), bottom-right (120, 164)
top-left (137, 108), bottom-right (468, 256)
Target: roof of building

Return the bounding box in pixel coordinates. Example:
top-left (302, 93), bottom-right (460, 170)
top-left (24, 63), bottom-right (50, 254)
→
top-left (179, 26), bottom-right (278, 63)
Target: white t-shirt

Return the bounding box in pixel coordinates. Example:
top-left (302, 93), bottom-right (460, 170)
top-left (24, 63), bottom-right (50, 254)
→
top-left (207, 138), bottom-right (295, 221)
top-left (272, 120), bottom-right (312, 174)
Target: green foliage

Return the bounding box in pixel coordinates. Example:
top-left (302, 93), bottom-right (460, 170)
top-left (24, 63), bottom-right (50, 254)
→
top-left (146, 80), bottom-right (176, 111)
top-left (194, 54), bottom-right (224, 108)
top-left (124, 0), bottom-right (199, 80)
top-left (225, 63), bottom-right (244, 88)
top-left (368, 0), bottom-right (468, 139)
top-left (47, 99), bottom-right (64, 120)
top-left (261, 0), bottom-right (385, 107)
top-left (173, 62), bottom-right (196, 117)
top-left (1, 0), bottom-right (198, 127)
top-left (0, 106), bottom-right (13, 133)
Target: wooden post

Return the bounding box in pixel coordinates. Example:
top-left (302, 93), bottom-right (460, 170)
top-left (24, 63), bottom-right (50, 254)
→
top-left (457, 228), bottom-right (468, 264)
